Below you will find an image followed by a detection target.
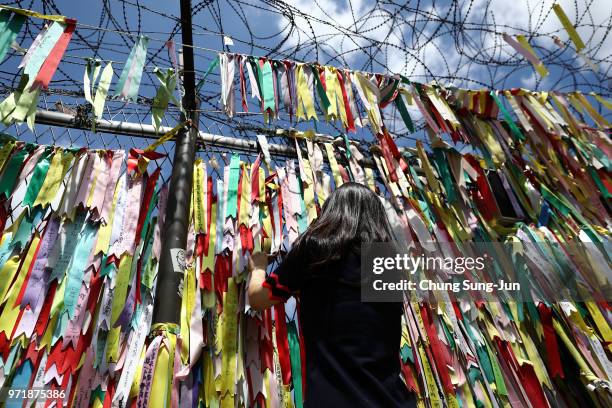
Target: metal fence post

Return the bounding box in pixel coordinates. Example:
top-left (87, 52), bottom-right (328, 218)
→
top-left (152, 0), bottom-right (198, 324)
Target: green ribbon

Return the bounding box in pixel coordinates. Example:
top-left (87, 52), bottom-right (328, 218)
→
top-left (287, 320), bottom-right (304, 408)
top-left (141, 187), bottom-right (160, 243)
top-left (432, 148), bottom-right (458, 203)
top-left (588, 144), bottom-right (611, 171)
top-left (22, 147), bottom-right (53, 207)
top-left (114, 35), bottom-right (149, 101)
top-left (0, 73), bottom-right (40, 129)
top-left (63, 221), bottom-right (97, 318)
top-left (195, 55), bottom-right (219, 92)
top-left (0, 147), bottom-right (28, 197)
top-left (152, 68), bottom-right (179, 132)
top-left (127, 36), bottom-right (149, 100)
top-left (0, 10), bottom-right (11, 34)
top-left (475, 345), bottom-right (494, 384)
top-left (225, 155), bottom-right (241, 220)
top-left (0, 12), bottom-right (26, 62)
top-left (84, 59), bottom-right (114, 129)
top-left (394, 94), bottom-right (415, 133)
top-left (490, 91), bottom-right (524, 142)
top-left (261, 60), bottom-right (275, 112)
top-left (485, 340), bottom-right (508, 396)
top-left (310, 65), bottom-right (331, 113)
top-left (0, 140), bottom-right (16, 172)
top-left (342, 133), bottom-right (352, 158)
top-left (400, 344), bottom-right (413, 363)
top-left (84, 59), bottom-right (101, 105)
top-left (379, 78), bottom-right (399, 106)
top-left (11, 206), bottom-right (44, 249)
top-left (588, 167), bottom-right (612, 199)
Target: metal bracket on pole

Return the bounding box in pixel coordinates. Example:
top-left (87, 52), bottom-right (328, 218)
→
top-left (152, 0), bottom-right (198, 325)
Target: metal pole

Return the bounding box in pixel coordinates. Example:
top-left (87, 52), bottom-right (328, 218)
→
top-left (32, 109), bottom-right (357, 161)
top-left (152, 0), bottom-right (198, 324)
top-left (32, 109), bottom-right (395, 169)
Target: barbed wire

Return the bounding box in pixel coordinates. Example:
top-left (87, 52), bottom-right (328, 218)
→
top-left (0, 0), bottom-right (610, 155)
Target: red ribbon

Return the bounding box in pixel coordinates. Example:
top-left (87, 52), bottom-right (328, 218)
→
top-left (495, 337), bottom-right (549, 407)
top-left (240, 224), bottom-right (254, 254)
top-left (260, 309), bottom-right (275, 372)
top-left (134, 168), bottom-right (161, 246)
top-left (284, 61), bottom-right (294, 121)
top-left (32, 19), bottom-right (77, 90)
top-left (34, 281), bottom-right (57, 338)
top-left (338, 164), bottom-right (351, 183)
top-left (336, 70), bottom-right (356, 133)
top-left (420, 304), bottom-right (455, 394)
top-left (126, 148), bottom-right (165, 176)
top-left (537, 304), bottom-right (564, 378)
top-left (274, 303), bottom-right (293, 385)
top-left (251, 155), bottom-right (261, 203)
top-left (377, 132), bottom-right (398, 182)
top-left (465, 155), bottom-right (499, 221)
top-left (239, 55), bottom-right (248, 112)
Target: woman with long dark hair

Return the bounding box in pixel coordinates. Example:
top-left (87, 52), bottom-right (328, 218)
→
top-left (248, 182), bottom-right (416, 407)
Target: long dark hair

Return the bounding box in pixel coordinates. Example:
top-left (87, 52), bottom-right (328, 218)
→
top-left (287, 182), bottom-right (394, 268)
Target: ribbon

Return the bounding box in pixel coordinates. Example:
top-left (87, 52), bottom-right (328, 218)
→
top-left (193, 159), bottom-right (207, 234)
top-left (62, 220), bottom-right (97, 319)
top-left (295, 64), bottom-right (318, 121)
top-left (225, 155), bottom-right (241, 220)
top-left (394, 91), bottom-right (415, 133)
top-left (0, 74), bottom-right (40, 129)
top-left (287, 320), bottom-right (304, 408)
top-left (0, 5), bottom-right (67, 23)
top-left (0, 146), bottom-right (27, 198)
top-left (166, 39), bottom-right (182, 93)
top-left (220, 53), bottom-right (236, 118)
top-left (22, 147), bottom-right (53, 208)
top-left (552, 3), bottom-right (586, 52)
top-left (152, 68), bottom-right (180, 131)
top-left (114, 35), bottom-right (149, 102)
top-left (87, 60), bottom-right (113, 129)
top-left (23, 22), bottom-right (64, 86)
top-left (260, 59), bottom-right (276, 118)
top-left (502, 34), bottom-right (548, 77)
top-left (0, 11), bottom-right (26, 62)
top-left (196, 54), bottom-right (220, 92)
top-left (19, 23), bottom-right (47, 69)
top-left (32, 19), bottom-right (76, 90)
top-left (33, 148), bottom-right (73, 208)
top-left (143, 123), bottom-right (184, 153)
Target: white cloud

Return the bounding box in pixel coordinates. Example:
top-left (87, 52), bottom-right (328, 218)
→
top-left (278, 0), bottom-right (611, 89)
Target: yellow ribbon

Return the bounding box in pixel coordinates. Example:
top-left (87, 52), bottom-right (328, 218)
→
top-left (591, 93), bottom-right (612, 111)
top-left (193, 159), bottom-right (207, 233)
top-left (516, 35), bottom-right (549, 77)
top-left (239, 165), bottom-right (251, 227)
top-left (180, 266), bottom-right (195, 366)
top-left (0, 236), bottom-right (40, 335)
top-left (295, 64), bottom-right (318, 121)
top-left (0, 5), bottom-right (67, 22)
top-left (144, 122), bottom-right (185, 152)
top-left (552, 3), bottom-right (586, 52)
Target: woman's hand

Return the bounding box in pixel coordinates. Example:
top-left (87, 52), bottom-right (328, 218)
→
top-left (247, 252), bottom-right (279, 311)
